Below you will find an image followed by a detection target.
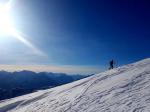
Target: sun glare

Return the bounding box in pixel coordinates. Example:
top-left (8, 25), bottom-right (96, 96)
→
top-left (0, 1), bottom-right (46, 56)
top-left (0, 3), bottom-right (13, 35)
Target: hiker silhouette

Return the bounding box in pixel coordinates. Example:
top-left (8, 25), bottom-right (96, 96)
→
top-left (109, 60), bottom-right (114, 69)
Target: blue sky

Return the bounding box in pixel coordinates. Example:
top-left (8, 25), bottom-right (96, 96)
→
top-left (0, 0), bottom-right (149, 74)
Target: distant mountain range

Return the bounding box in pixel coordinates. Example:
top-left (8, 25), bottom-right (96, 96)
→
top-left (0, 70), bottom-right (89, 100)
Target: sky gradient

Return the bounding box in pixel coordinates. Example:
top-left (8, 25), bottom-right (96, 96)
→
top-left (0, 0), bottom-right (149, 74)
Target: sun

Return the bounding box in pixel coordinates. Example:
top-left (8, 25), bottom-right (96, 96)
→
top-left (0, 1), bottom-right (46, 56)
top-left (0, 3), bottom-right (13, 35)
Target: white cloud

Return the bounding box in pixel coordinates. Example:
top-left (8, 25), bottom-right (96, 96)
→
top-left (0, 64), bottom-right (104, 75)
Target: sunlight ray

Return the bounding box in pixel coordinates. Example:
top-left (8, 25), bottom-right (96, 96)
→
top-left (12, 30), bottom-right (46, 56)
top-left (0, 0), bottom-right (46, 56)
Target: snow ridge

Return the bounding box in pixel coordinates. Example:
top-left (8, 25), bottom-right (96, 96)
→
top-left (0, 58), bottom-right (150, 112)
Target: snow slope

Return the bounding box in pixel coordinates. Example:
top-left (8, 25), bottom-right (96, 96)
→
top-left (0, 58), bottom-right (150, 112)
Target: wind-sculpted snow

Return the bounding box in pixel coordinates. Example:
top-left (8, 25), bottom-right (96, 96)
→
top-left (0, 58), bottom-right (150, 112)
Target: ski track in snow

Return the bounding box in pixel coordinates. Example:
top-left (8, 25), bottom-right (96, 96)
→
top-left (0, 58), bottom-right (150, 112)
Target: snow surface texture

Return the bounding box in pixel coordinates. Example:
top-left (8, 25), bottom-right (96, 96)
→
top-left (0, 58), bottom-right (150, 112)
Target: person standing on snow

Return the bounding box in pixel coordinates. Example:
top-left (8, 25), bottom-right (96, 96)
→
top-left (109, 60), bottom-right (114, 69)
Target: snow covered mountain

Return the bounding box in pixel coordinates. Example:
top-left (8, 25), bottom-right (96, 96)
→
top-left (0, 58), bottom-right (150, 112)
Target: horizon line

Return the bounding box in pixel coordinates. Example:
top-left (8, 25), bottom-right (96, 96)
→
top-left (0, 64), bottom-right (104, 75)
